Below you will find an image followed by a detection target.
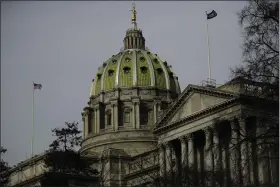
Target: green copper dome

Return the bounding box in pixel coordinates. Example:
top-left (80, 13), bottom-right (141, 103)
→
top-left (90, 8), bottom-right (180, 97)
top-left (90, 47), bottom-right (180, 96)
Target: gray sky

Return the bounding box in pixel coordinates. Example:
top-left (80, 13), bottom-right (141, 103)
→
top-left (1, 1), bottom-right (246, 166)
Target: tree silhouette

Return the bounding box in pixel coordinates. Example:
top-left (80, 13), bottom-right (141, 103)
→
top-left (0, 146), bottom-right (10, 186)
top-left (49, 121), bottom-right (82, 151)
top-left (232, 0), bottom-right (279, 86)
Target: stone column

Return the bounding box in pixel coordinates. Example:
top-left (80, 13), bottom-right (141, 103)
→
top-left (91, 110), bottom-right (95, 134)
top-left (111, 100), bottom-right (119, 130)
top-left (153, 100), bottom-right (159, 123)
top-left (159, 144), bottom-right (166, 180)
top-left (213, 128), bottom-right (222, 185)
top-left (256, 117), bottom-right (270, 185)
top-left (84, 110), bottom-right (89, 138)
top-left (222, 146), bottom-right (228, 187)
top-left (203, 127), bottom-right (213, 186)
top-left (133, 99), bottom-right (140, 129)
top-left (238, 116), bottom-right (250, 185)
top-left (82, 112), bottom-right (86, 138)
top-left (96, 107), bottom-right (100, 133)
top-left (111, 104), bottom-right (115, 130)
top-left (180, 136), bottom-right (187, 171)
top-left (165, 142), bottom-right (173, 180)
top-left (94, 108), bottom-right (98, 133)
top-left (132, 102), bottom-right (136, 129)
top-left (229, 119), bottom-right (241, 185)
top-left (187, 134), bottom-right (195, 184)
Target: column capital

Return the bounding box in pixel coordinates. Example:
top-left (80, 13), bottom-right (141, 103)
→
top-left (157, 143), bottom-right (164, 149)
top-left (179, 136), bottom-right (187, 143)
top-left (110, 99), bottom-right (119, 105)
top-left (162, 141), bottom-right (173, 148)
top-left (153, 98), bottom-right (161, 105)
top-left (186, 133), bottom-right (194, 140)
top-left (202, 126), bottom-right (212, 134)
top-left (236, 114), bottom-right (248, 121)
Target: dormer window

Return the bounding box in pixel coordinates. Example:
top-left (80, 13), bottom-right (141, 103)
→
top-left (153, 58), bottom-right (158, 63)
top-left (169, 72), bottom-right (174, 76)
top-left (140, 66), bottom-right (148, 74)
top-left (156, 68), bottom-right (163, 74)
top-left (103, 63), bottom-right (107, 67)
top-left (123, 67), bottom-right (131, 74)
top-left (140, 57), bottom-right (145, 62)
top-left (125, 57), bottom-right (131, 62)
top-left (97, 73), bottom-right (102, 79)
top-left (155, 54), bottom-right (158, 56)
top-left (163, 61), bottom-right (168, 66)
top-left (147, 52), bottom-right (151, 54)
top-left (112, 59), bottom-right (117, 64)
top-left (108, 70), bottom-right (114, 76)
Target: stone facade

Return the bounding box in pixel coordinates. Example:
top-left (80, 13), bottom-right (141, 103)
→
top-left (6, 7), bottom-right (278, 187)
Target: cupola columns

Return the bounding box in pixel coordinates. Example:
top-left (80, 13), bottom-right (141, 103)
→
top-left (123, 3), bottom-right (145, 50)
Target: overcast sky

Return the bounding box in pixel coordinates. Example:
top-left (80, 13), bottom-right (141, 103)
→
top-left (1, 1), bottom-right (247, 166)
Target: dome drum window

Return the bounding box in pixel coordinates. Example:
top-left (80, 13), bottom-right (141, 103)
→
top-left (156, 68), bottom-right (163, 74)
top-left (124, 112), bottom-right (130, 123)
top-left (108, 70), bottom-right (115, 76)
top-left (123, 67), bottom-right (131, 74)
top-left (140, 66), bottom-right (148, 74)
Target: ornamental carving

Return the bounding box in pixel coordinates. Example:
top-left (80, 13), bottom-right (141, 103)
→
top-left (122, 91), bottom-right (132, 95)
top-left (141, 90), bottom-right (150, 95)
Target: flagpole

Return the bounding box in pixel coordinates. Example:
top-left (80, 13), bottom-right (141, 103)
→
top-left (206, 11), bottom-right (212, 80)
top-left (31, 81), bottom-right (35, 158)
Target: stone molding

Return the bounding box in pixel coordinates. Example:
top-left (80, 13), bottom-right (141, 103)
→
top-left (155, 97), bottom-right (239, 134)
top-left (155, 84), bottom-right (238, 127)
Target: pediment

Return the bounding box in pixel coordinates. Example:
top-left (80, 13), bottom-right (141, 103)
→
top-left (156, 85), bottom-right (237, 129)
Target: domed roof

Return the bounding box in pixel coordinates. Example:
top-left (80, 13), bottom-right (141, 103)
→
top-left (90, 4), bottom-right (180, 97)
top-left (90, 48), bottom-right (180, 96)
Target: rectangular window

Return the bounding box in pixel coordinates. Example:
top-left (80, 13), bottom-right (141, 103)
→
top-left (124, 112), bottom-right (130, 123)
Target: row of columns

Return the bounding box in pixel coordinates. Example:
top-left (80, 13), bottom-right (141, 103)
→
top-left (158, 116), bottom-right (276, 186)
top-left (82, 97), bottom-right (146, 138)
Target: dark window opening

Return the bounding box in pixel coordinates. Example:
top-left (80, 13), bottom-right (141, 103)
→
top-left (153, 58), bottom-right (158, 63)
top-left (107, 113), bottom-right (112, 126)
top-left (156, 68), bottom-right (163, 74)
top-left (140, 66), bottom-right (148, 74)
top-left (123, 67), bottom-right (131, 74)
top-left (108, 70), bottom-right (114, 76)
top-left (140, 57), bottom-right (145, 62)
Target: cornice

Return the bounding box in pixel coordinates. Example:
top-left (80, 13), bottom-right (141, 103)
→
top-left (154, 97), bottom-right (239, 134)
top-left (154, 85), bottom-right (238, 130)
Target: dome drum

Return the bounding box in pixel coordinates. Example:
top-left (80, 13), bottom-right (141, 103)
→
top-left (81, 9), bottom-right (181, 156)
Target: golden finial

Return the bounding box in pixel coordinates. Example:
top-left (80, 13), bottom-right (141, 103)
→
top-left (131, 2), bottom-right (137, 25)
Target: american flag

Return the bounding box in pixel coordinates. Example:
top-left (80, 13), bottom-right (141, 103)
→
top-left (33, 83), bottom-right (42, 90)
